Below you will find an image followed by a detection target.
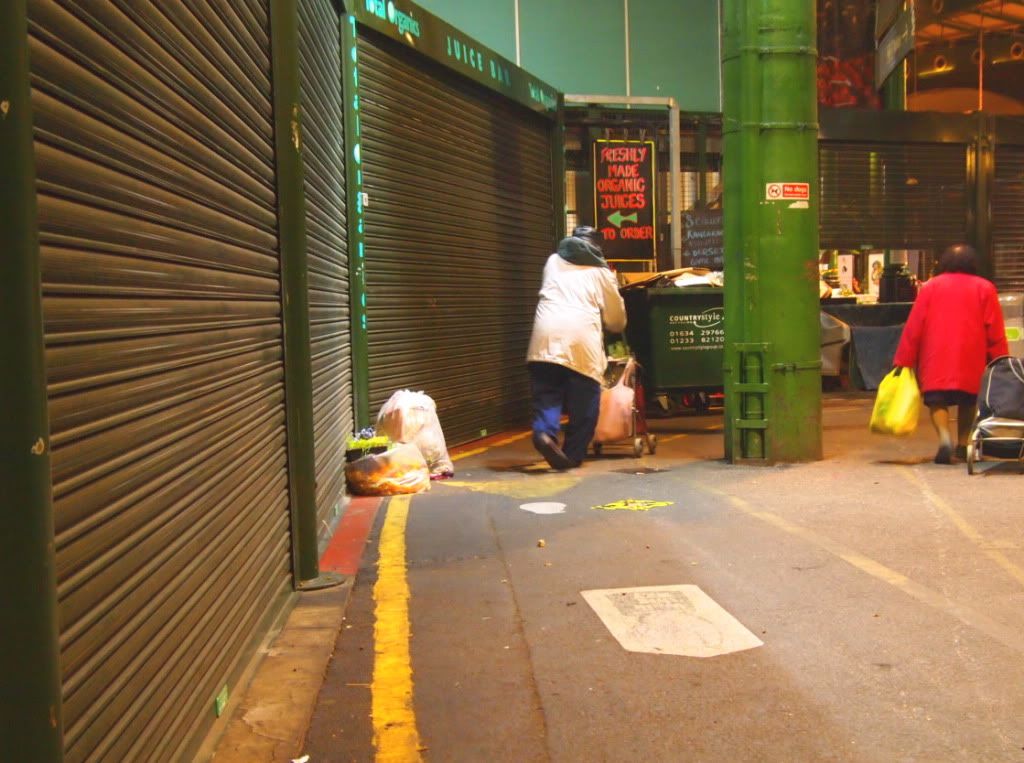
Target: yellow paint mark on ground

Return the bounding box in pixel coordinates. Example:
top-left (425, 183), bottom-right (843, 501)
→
top-left (901, 468), bottom-right (1024, 590)
top-left (704, 487), bottom-right (1024, 656)
top-left (371, 495), bottom-right (423, 762)
top-left (441, 474), bottom-right (581, 500)
top-left (592, 499), bottom-right (674, 512)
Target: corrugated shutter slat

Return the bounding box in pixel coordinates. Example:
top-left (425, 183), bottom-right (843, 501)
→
top-left (358, 30), bottom-right (555, 444)
top-left (299, 0), bottom-right (351, 532)
top-left (994, 146), bottom-right (1024, 292)
top-left (29, 0), bottom-right (291, 759)
top-left (820, 141), bottom-right (968, 250)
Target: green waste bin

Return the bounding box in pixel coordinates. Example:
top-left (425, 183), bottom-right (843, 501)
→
top-left (622, 286), bottom-right (725, 391)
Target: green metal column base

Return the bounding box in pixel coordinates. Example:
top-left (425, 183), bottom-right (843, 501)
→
top-left (297, 571), bottom-right (348, 591)
top-left (725, 343), bottom-right (771, 463)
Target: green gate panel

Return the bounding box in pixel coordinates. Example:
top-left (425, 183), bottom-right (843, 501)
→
top-left (299, 0), bottom-right (352, 538)
top-left (993, 145), bottom-right (1024, 292)
top-left (357, 28), bottom-right (555, 444)
top-left (28, 0), bottom-right (291, 759)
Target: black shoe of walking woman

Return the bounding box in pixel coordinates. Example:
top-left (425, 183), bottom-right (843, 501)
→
top-left (533, 432), bottom-right (574, 470)
top-left (934, 444), bottom-right (952, 465)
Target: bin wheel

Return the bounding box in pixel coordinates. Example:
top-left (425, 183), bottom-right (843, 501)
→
top-left (632, 437), bottom-right (644, 457)
top-left (646, 434), bottom-right (658, 455)
top-left (593, 442), bottom-right (603, 456)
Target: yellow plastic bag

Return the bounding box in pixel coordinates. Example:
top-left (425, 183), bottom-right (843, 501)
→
top-left (345, 442), bottom-right (430, 496)
top-left (869, 367), bottom-right (921, 436)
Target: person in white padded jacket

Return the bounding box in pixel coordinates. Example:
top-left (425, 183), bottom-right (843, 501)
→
top-left (526, 226), bottom-right (626, 469)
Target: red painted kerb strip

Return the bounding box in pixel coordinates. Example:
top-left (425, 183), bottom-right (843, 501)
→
top-left (319, 496), bottom-right (384, 576)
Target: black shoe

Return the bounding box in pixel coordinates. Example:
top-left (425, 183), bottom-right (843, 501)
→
top-left (533, 432), bottom-right (573, 470)
top-left (934, 444), bottom-right (952, 465)
top-left (955, 445), bottom-right (968, 461)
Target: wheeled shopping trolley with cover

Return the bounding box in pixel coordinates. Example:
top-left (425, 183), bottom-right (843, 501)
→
top-left (967, 355), bottom-right (1024, 474)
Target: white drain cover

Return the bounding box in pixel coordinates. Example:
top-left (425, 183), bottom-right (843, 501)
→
top-left (581, 584), bottom-right (763, 658)
top-left (519, 502), bottom-right (566, 514)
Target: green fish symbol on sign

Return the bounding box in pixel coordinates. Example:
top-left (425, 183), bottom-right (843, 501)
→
top-left (607, 210), bottom-right (638, 228)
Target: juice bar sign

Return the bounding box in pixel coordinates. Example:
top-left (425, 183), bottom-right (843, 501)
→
top-left (593, 140), bottom-right (656, 260)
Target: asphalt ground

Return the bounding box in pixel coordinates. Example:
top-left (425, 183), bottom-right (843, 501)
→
top-left (304, 394), bottom-right (1024, 762)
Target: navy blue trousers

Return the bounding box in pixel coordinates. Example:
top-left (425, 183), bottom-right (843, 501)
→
top-left (528, 362), bottom-right (601, 465)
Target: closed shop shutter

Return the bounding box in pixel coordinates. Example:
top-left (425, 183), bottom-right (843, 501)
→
top-left (299, 0), bottom-right (351, 535)
top-left (358, 29), bottom-right (555, 445)
top-left (820, 141), bottom-right (969, 250)
top-left (993, 145), bottom-right (1024, 292)
top-left (28, 1), bottom-right (291, 760)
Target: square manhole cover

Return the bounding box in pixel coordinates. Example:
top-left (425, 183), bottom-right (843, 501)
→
top-left (581, 584), bottom-right (763, 657)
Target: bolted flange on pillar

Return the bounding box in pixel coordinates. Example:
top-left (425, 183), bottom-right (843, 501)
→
top-left (721, 0), bottom-right (822, 463)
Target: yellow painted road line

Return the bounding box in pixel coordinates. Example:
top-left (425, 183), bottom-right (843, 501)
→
top-left (901, 467), bottom-right (1024, 590)
top-left (490, 430), bottom-right (532, 447)
top-left (703, 487), bottom-right (1024, 656)
top-left (372, 495), bottom-right (423, 762)
top-left (658, 434), bottom-right (688, 444)
top-left (450, 446), bottom-right (487, 462)
top-left (450, 430), bottom-right (532, 462)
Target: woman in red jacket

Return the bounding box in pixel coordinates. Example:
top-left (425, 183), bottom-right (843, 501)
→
top-left (893, 244), bottom-right (1009, 464)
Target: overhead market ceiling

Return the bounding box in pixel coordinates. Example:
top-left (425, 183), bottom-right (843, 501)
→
top-left (916, 0), bottom-right (1024, 42)
top-left (909, 0), bottom-right (1024, 110)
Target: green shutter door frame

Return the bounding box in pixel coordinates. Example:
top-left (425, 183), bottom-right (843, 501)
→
top-left (993, 146), bottom-right (1024, 292)
top-left (28, 0), bottom-right (292, 759)
top-left (299, 0), bottom-right (352, 538)
top-left (357, 29), bottom-right (555, 444)
top-left (820, 141), bottom-right (969, 250)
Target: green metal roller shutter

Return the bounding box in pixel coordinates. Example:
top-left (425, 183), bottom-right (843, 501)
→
top-left (357, 30), bottom-right (555, 444)
top-left (820, 141), bottom-right (969, 250)
top-left (298, 0), bottom-right (351, 537)
top-left (993, 146), bottom-right (1024, 292)
top-left (28, 0), bottom-right (291, 759)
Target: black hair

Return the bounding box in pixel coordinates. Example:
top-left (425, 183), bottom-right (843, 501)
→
top-left (936, 243), bottom-right (977, 275)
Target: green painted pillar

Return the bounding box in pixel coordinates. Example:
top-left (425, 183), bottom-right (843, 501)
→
top-left (342, 13), bottom-right (372, 429)
top-left (882, 59), bottom-right (907, 111)
top-left (0, 1), bottom-right (64, 759)
top-left (551, 94), bottom-right (567, 246)
top-left (722, 0), bottom-right (822, 463)
top-left (973, 113), bottom-right (995, 280)
top-left (882, 60), bottom-right (906, 267)
top-left (696, 119), bottom-right (709, 206)
top-left (270, 0), bottom-right (326, 587)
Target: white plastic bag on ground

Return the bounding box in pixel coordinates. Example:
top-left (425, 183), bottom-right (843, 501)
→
top-left (594, 359), bottom-right (636, 444)
top-left (376, 390), bottom-right (454, 478)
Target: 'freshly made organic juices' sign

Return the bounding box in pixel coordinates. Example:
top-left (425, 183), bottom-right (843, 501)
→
top-left (592, 139), bottom-right (656, 261)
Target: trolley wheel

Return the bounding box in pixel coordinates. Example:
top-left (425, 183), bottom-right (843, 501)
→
top-left (966, 433), bottom-right (981, 475)
top-left (646, 434), bottom-right (658, 455)
top-left (593, 442), bottom-right (603, 456)
top-left (632, 437), bottom-right (644, 458)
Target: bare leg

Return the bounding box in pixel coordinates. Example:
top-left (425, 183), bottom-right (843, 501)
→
top-left (928, 405), bottom-right (953, 464)
top-left (955, 403), bottom-right (974, 448)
